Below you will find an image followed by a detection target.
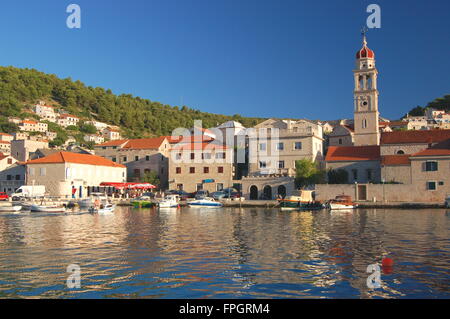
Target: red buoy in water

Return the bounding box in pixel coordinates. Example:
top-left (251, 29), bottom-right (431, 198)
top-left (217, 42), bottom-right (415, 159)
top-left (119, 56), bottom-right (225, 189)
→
top-left (382, 257), bottom-right (394, 267)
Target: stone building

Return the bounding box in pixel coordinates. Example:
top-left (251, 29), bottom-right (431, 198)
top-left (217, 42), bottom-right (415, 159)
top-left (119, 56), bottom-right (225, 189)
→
top-left (168, 140), bottom-right (234, 193)
top-left (11, 139), bottom-right (49, 162)
top-left (0, 163), bottom-right (25, 194)
top-left (248, 118), bottom-right (324, 176)
top-left (94, 137), bottom-right (170, 188)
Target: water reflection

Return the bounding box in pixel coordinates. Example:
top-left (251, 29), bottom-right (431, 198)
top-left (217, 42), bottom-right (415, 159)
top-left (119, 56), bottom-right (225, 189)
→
top-left (0, 207), bottom-right (448, 298)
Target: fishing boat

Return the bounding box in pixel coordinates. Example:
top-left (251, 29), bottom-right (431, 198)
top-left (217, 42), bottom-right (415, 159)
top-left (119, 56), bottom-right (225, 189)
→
top-left (88, 203), bottom-right (116, 214)
top-left (158, 195), bottom-right (180, 208)
top-left (278, 190), bottom-right (324, 211)
top-left (132, 195), bottom-right (155, 208)
top-left (0, 205), bottom-right (22, 212)
top-left (78, 193), bottom-right (108, 209)
top-left (188, 197), bottom-right (223, 208)
top-left (31, 204), bottom-right (66, 213)
top-left (328, 195), bottom-right (357, 210)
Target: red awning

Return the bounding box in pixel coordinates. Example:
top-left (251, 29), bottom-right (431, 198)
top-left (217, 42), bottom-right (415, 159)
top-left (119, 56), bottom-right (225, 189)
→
top-left (100, 182), bottom-right (156, 189)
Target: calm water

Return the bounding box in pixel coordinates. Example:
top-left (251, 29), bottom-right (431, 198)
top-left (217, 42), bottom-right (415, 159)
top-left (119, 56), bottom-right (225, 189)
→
top-left (0, 207), bottom-right (448, 298)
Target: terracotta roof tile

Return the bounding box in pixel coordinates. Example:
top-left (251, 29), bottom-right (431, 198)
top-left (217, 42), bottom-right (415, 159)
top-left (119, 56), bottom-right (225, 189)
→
top-left (381, 155), bottom-right (411, 166)
top-left (325, 145), bottom-right (380, 162)
top-left (411, 139), bottom-right (450, 157)
top-left (96, 139), bottom-right (129, 147)
top-left (381, 129), bottom-right (450, 144)
top-left (25, 151), bottom-right (125, 168)
top-left (121, 137), bottom-right (167, 150)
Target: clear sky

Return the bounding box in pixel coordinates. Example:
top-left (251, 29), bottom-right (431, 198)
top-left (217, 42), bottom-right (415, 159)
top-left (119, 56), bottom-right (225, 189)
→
top-left (0, 0), bottom-right (448, 121)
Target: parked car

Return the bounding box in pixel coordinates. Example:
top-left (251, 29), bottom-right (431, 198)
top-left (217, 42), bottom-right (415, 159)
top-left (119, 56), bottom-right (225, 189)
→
top-left (223, 192), bottom-right (242, 199)
top-left (165, 190), bottom-right (193, 200)
top-left (211, 191), bottom-right (227, 200)
top-left (0, 192), bottom-right (9, 201)
top-left (195, 190), bottom-right (210, 199)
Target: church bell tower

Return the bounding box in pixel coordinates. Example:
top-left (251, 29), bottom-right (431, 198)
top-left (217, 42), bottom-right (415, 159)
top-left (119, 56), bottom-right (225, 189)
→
top-left (353, 32), bottom-right (380, 146)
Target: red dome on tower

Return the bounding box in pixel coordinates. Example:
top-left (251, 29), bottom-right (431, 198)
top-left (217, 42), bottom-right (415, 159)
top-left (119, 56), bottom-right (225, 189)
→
top-left (356, 46), bottom-right (375, 59)
top-left (356, 35), bottom-right (375, 59)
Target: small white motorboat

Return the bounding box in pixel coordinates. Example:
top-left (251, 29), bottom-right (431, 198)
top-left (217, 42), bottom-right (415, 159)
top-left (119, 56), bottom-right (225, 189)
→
top-left (31, 204), bottom-right (66, 213)
top-left (328, 195), bottom-right (357, 210)
top-left (0, 205), bottom-right (22, 212)
top-left (188, 197), bottom-right (223, 208)
top-left (89, 203), bottom-right (116, 214)
top-left (158, 195), bottom-right (180, 208)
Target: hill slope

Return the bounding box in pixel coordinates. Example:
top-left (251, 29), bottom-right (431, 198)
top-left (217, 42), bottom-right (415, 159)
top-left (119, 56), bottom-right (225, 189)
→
top-left (0, 66), bottom-right (263, 138)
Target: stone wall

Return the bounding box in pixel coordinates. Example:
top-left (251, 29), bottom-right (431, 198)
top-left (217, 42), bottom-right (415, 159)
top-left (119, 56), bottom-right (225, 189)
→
top-left (315, 183), bottom-right (448, 203)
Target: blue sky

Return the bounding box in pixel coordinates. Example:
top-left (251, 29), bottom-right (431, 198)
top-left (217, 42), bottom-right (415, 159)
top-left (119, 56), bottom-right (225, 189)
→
top-left (0, 0), bottom-right (449, 121)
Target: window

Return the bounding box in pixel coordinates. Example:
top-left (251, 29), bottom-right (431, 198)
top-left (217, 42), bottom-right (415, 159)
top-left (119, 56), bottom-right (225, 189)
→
top-left (218, 167), bottom-right (224, 173)
top-left (425, 161), bottom-right (438, 171)
top-left (338, 139), bottom-right (342, 145)
top-left (190, 153), bottom-right (195, 160)
top-left (123, 156), bottom-right (127, 162)
top-left (190, 167), bottom-right (195, 174)
top-left (352, 169), bottom-right (358, 181)
top-left (144, 169), bottom-right (150, 174)
top-left (6, 175), bottom-right (11, 181)
top-left (112, 157), bottom-right (116, 162)
top-left (216, 152), bottom-right (225, 159)
top-left (362, 119), bottom-right (367, 129)
top-left (203, 167), bottom-right (209, 173)
top-left (278, 161), bottom-right (285, 169)
top-left (176, 167), bottom-right (181, 174)
top-left (294, 142), bottom-right (302, 150)
top-left (259, 161), bottom-right (267, 168)
top-left (135, 156), bottom-right (139, 161)
top-left (259, 143), bottom-right (266, 151)
top-left (427, 181), bottom-right (436, 190)
top-left (15, 175), bottom-right (20, 180)
top-left (367, 169), bottom-right (372, 181)
top-left (277, 143), bottom-right (284, 151)
top-left (40, 167), bottom-right (46, 176)
top-left (202, 153), bottom-right (211, 160)
top-left (197, 184), bottom-right (203, 191)
top-left (146, 156), bottom-right (150, 161)
top-left (438, 181), bottom-right (444, 186)
top-left (396, 150), bottom-right (405, 155)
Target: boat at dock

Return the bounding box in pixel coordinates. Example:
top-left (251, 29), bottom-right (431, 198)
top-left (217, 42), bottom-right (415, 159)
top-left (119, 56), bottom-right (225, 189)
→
top-left (131, 195), bottom-right (155, 208)
top-left (30, 204), bottom-right (66, 213)
top-left (188, 197), bottom-right (223, 208)
top-left (88, 203), bottom-right (116, 214)
top-left (278, 190), bottom-right (324, 211)
top-left (0, 204), bottom-right (22, 212)
top-left (158, 195), bottom-right (180, 208)
top-left (328, 195), bottom-right (357, 210)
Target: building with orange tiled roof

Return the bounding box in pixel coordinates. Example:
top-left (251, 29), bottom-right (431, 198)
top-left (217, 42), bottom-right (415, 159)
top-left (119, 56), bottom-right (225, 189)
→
top-left (102, 127), bottom-right (121, 141)
top-left (0, 141), bottom-right (11, 155)
top-left (0, 133), bottom-right (14, 143)
top-left (34, 101), bottom-right (57, 123)
top-left (94, 137), bottom-right (170, 188)
top-left (25, 151), bottom-right (126, 197)
top-left (57, 114), bottom-right (80, 127)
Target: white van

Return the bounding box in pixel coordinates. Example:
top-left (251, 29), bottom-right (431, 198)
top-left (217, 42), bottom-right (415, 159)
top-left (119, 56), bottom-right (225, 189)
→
top-left (11, 186), bottom-right (46, 200)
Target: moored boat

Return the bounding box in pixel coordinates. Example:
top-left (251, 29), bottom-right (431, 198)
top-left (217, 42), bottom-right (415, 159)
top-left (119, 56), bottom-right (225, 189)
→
top-left (278, 190), bottom-right (324, 211)
top-left (188, 197), bottom-right (223, 208)
top-left (89, 203), bottom-right (116, 214)
top-left (0, 205), bottom-right (22, 212)
top-left (328, 195), bottom-right (357, 210)
top-left (132, 195), bottom-right (155, 208)
top-left (158, 195), bottom-right (180, 208)
top-left (31, 204), bottom-right (66, 213)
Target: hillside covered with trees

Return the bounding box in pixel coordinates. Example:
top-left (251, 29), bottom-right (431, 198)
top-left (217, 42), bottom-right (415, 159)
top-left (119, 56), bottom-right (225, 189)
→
top-left (404, 94), bottom-right (450, 117)
top-left (0, 66), bottom-right (263, 138)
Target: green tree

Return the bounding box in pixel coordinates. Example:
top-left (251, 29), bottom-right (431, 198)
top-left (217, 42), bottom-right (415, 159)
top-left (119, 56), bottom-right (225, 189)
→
top-left (140, 170), bottom-right (160, 186)
top-left (327, 169), bottom-right (349, 184)
top-left (294, 159), bottom-right (325, 188)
